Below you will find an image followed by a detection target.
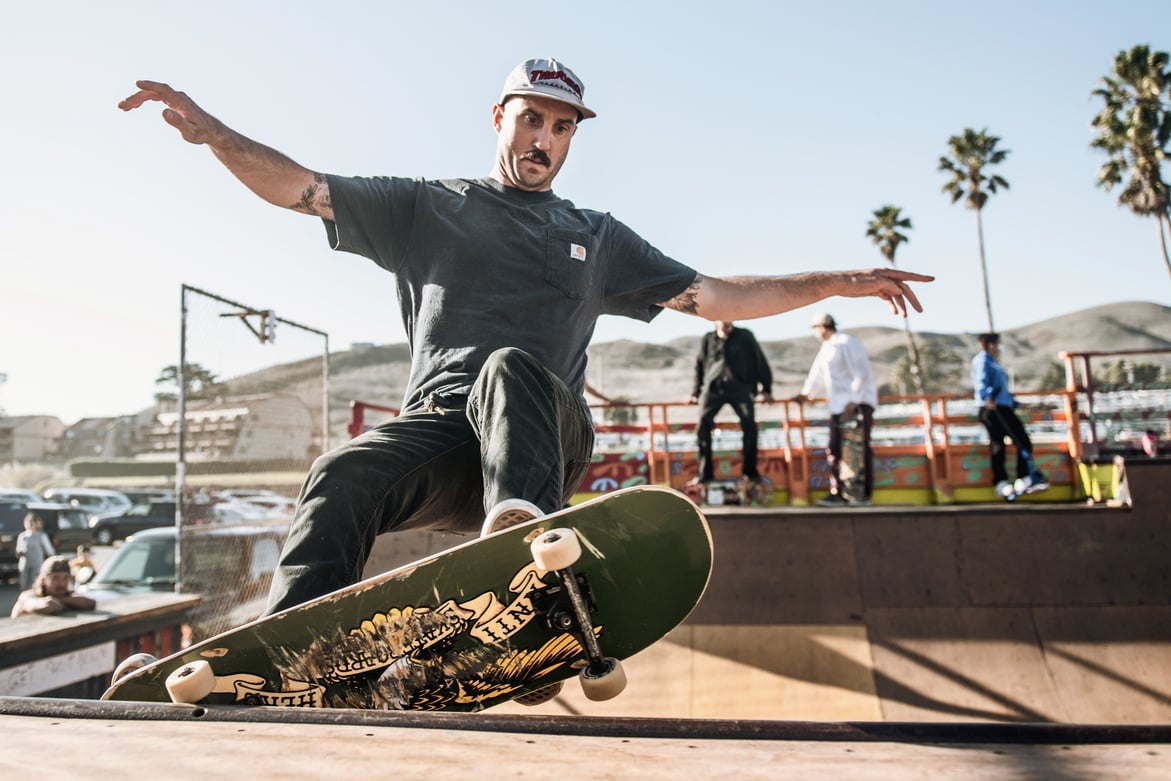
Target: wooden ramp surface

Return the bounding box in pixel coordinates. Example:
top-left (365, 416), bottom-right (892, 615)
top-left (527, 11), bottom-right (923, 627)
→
top-left (2, 697), bottom-right (1169, 781)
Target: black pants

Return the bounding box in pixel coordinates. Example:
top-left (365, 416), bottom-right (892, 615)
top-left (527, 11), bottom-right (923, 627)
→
top-left (979, 405), bottom-right (1035, 484)
top-left (827, 404), bottom-right (874, 499)
top-left (264, 348), bottom-right (595, 614)
top-left (695, 380), bottom-right (759, 482)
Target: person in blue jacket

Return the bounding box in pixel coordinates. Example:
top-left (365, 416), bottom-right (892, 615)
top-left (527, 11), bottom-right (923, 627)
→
top-left (971, 333), bottom-right (1048, 498)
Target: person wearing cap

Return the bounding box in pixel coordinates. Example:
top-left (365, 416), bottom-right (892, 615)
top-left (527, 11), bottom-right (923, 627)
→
top-left (10, 555), bottom-right (97, 618)
top-left (687, 321), bottom-right (774, 491)
top-left (793, 314), bottom-right (878, 505)
top-left (118, 59), bottom-right (931, 622)
top-left (971, 333), bottom-right (1049, 498)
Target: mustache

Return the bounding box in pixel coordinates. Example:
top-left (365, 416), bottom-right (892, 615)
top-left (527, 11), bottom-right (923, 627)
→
top-left (521, 149), bottom-right (551, 166)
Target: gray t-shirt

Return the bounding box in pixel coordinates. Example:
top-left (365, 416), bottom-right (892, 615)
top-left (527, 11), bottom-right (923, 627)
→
top-left (324, 176), bottom-right (697, 412)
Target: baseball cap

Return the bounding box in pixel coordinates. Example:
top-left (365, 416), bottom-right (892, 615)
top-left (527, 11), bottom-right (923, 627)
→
top-left (810, 313), bottom-right (836, 328)
top-left (499, 58), bottom-right (596, 120)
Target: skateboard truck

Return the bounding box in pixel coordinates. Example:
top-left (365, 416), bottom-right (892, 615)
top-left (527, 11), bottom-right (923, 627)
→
top-left (530, 529), bottom-right (627, 700)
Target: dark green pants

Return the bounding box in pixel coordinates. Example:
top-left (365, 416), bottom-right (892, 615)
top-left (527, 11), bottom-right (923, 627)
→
top-left (264, 348), bottom-right (594, 614)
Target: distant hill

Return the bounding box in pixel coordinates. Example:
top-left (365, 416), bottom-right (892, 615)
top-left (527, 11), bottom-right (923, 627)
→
top-left (209, 301), bottom-right (1171, 441)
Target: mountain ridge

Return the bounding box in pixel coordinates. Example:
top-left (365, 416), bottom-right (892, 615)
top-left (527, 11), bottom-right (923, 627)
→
top-left (210, 300), bottom-right (1171, 438)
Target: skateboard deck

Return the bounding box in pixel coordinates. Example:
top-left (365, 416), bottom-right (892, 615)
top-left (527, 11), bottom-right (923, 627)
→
top-left (102, 485), bottom-right (712, 711)
top-left (838, 410), bottom-right (868, 503)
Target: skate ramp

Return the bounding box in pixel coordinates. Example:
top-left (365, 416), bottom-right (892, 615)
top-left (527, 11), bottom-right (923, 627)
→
top-left (368, 459), bottom-right (1171, 723)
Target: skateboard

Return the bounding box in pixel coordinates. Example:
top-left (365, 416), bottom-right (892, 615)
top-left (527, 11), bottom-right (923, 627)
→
top-left (838, 409), bottom-right (868, 504)
top-left (102, 485), bottom-right (712, 712)
top-left (684, 477), bottom-right (773, 507)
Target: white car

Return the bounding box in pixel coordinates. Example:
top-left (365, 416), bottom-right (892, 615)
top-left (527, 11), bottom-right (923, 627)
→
top-left (236, 495), bottom-right (297, 520)
top-left (0, 488), bottom-right (42, 503)
top-left (41, 487), bottom-right (132, 517)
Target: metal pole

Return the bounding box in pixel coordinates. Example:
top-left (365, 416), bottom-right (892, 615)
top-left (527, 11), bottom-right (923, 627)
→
top-left (321, 334), bottom-right (330, 452)
top-left (176, 285), bottom-right (188, 594)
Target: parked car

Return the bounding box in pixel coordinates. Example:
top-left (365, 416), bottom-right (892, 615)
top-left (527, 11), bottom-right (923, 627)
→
top-left (89, 501), bottom-right (177, 545)
top-left (0, 488), bottom-right (42, 504)
top-left (41, 487), bottom-right (132, 517)
top-left (235, 495), bottom-right (297, 520)
top-left (0, 501), bottom-right (95, 579)
top-left (79, 522), bottom-right (288, 642)
top-left (119, 488), bottom-right (177, 505)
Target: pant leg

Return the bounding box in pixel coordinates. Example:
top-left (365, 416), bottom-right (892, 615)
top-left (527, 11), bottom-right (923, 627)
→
top-left (999, 407), bottom-right (1036, 479)
top-left (264, 407), bottom-right (484, 614)
top-left (826, 412), bottom-right (843, 493)
top-left (694, 389), bottom-right (725, 482)
top-left (979, 406), bottom-right (1010, 484)
top-left (858, 404), bottom-right (875, 499)
top-left (466, 347), bottom-right (594, 514)
top-left (727, 386), bottom-right (759, 479)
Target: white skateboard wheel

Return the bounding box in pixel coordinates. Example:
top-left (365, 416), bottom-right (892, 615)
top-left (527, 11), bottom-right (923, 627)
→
top-left (579, 657), bottom-right (626, 701)
top-left (165, 660), bottom-right (216, 704)
top-left (531, 529), bottom-right (582, 571)
top-left (111, 653), bottom-right (158, 684)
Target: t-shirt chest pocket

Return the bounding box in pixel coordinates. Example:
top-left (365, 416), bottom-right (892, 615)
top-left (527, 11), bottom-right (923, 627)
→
top-left (545, 229), bottom-right (600, 300)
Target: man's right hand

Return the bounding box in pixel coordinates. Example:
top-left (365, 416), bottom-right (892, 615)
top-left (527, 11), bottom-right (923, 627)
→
top-left (118, 80), bottom-right (223, 146)
top-left (118, 81), bottom-right (332, 219)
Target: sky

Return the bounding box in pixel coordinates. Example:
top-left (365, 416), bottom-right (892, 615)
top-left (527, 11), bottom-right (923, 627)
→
top-left (2, 0), bottom-right (1170, 424)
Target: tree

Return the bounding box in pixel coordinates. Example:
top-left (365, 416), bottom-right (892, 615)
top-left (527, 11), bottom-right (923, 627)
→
top-left (155, 363), bottom-right (221, 403)
top-left (938, 128), bottom-right (1011, 332)
top-left (1090, 44), bottom-right (1171, 282)
top-left (866, 205), bottom-right (924, 394)
top-left (1100, 359), bottom-right (1162, 386)
top-left (891, 341), bottom-right (964, 396)
top-left (1035, 362), bottom-right (1068, 392)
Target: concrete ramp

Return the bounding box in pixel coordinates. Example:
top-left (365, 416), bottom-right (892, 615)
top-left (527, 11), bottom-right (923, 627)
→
top-left (2, 698), bottom-right (1169, 781)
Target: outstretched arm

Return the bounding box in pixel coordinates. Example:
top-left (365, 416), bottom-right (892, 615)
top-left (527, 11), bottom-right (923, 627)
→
top-left (118, 80), bottom-right (333, 220)
top-left (661, 268), bottom-right (933, 321)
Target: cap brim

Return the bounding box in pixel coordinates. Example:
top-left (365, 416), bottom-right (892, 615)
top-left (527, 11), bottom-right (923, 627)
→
top-left (502, 87), bottom-right (596, 119)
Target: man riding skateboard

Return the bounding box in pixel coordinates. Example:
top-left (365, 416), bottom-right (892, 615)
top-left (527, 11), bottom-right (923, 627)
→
top-left (119, 59), bottom-right (932, 626)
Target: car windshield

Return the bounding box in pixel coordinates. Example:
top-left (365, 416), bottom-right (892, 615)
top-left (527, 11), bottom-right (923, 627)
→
top-left (92, 536), bottom-right (176, 586)
top-left (56, 509), bottom-right (90, 530)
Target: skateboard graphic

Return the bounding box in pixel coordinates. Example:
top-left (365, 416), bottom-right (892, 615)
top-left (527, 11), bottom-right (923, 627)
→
top-left (837, 410), bottom-right (868, 504)
top-left (102, 486), bottom-right (712, 711)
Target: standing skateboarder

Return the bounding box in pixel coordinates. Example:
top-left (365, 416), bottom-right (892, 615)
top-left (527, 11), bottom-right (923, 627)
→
top-left (971, 333), bottom-right (1048, 498)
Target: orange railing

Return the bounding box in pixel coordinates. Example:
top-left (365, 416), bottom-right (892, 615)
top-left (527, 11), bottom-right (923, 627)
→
top-left (346, 348), bottom-right (1170, 506)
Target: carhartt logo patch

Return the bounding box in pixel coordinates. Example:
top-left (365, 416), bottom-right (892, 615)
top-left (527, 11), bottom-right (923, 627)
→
top-left (569, 243), bottom-right (587, 262)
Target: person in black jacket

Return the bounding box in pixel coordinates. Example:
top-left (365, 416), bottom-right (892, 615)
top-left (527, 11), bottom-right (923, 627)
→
top-left (688, 321), bottom-right (774, 487)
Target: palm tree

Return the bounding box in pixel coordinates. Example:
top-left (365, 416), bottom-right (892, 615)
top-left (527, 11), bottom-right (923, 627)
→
top-left (1090, 44), bottom-right (1171, 282)
top-left (938, 128), bottom-right (1011, 333)
top-left (866, 205), bottom-right (924, 393)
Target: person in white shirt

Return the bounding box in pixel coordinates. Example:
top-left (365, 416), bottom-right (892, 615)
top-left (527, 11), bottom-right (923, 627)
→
top-left (793, 313), bottom-right (878, 505)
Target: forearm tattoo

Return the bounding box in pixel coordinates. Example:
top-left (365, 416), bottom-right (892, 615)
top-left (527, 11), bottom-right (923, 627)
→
top-left (663, 273), bottom-right (703, 315)
top-left (294, 172), bottom-right (331, 216)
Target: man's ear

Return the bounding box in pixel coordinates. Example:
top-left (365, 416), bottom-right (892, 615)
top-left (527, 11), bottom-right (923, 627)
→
top-left (491, 103), bottom-right (505, 132)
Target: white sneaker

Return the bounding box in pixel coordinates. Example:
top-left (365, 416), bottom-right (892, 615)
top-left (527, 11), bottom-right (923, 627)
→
top-left (995, 480), bottom-right (1013, 498)
top-left (481, 498), bottom-right (544, 537)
